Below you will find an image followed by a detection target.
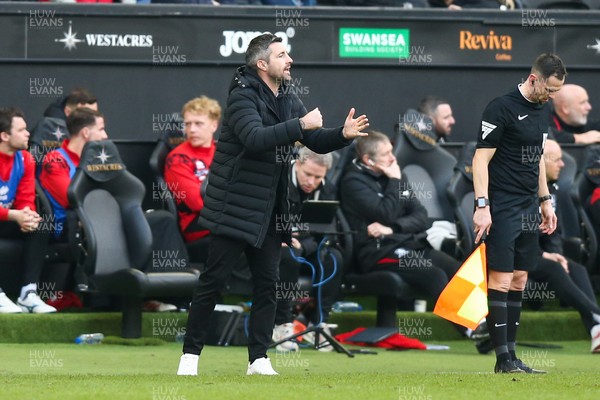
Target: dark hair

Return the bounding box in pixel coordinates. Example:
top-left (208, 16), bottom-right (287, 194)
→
top-left (67, 107), bottom-right (104, 136)
top-left (418, 95), bottom-right (449, 117)
top-left (245, 33), bottom-right (283, 70)
top-left (532, 53), bottom-right (567, 81)
top-left (0, 107), bottom-right (25, 139)
top-left (65, 87), bottom-right (97, 109)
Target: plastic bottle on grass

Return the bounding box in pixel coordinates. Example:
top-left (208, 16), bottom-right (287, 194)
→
top-left (75, 333), bottom-right (104, 344)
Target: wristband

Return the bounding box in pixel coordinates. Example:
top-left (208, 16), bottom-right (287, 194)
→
top-left (539, 194), bottom-right (552, 204)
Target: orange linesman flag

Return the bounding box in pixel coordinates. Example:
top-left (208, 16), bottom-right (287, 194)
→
top-left (433, 243), bottom-right (488, 330)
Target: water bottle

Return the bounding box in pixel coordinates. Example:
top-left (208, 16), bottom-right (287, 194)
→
top-left (331, 301), bottom-right (363, 313)
top-left (75, 333), bottom-right (104, 344)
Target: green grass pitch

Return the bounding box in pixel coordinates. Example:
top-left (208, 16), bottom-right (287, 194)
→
top-left (1, 340), bottom-right (598, 400)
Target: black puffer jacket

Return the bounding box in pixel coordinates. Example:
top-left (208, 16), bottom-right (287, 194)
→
top-left (198, 66), bottom-right (351, 247)
top-left (340, 159), bottom-right (430, 272)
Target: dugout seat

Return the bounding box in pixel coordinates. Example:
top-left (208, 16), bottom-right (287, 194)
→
top-left (68, 140), bottom-right (199, 338)
top-left (29, 117), bottom-right (69, 173)
top-left (446, 142), bottom-right (477, 260)
top-left (148, 128), bottom-right (186, 218)
top-left (393, 109), bottom-right (457, 222)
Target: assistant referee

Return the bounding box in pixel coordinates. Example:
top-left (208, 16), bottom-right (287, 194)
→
top-left (473, 53), bottom-right (566, 374)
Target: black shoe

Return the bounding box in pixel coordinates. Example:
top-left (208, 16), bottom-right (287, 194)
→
top-left (475, 338), bottom-right (493, 354)
top-left (494, 359), bottom-right (525, 374)
top-left (513, 358), bottom-right (547, 374)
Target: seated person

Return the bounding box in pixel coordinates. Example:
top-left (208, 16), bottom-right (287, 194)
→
top-left (530, 140), bottom-right (600, 353)
top-left (39, 108), bottom-right (108, 240)
top-left (29, 87), bottom-right (98, 164)
top-left (550, 84), bottom-right (600, 145)
top-left (418, 95), bottom-right (456, 143)
top-left (272, 147), bottom-right (343, 352)
top-left (37, 107), bottom-right (108, 302)
top-left (0, 107), bottom-right (56, 313)
top-left (340, 131), bottom-right (488, 347)
top-left (163, 96), bottom-right (221, 261)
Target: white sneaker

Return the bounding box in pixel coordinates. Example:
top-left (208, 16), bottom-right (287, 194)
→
top-left (17, 292), bottom-right (57, 314)
top-left (247, 357), bottom-right (278, 375)
top-left (272, 323), bottom-right (299, 352)
top-left (0, 292), bottom-right (22, 313)
top-left (304, 323), bottom-right (334, 352)
top-left (591, 324), bottom-right (600, 353)
top-left (177, 353), bottom-right (199, 376)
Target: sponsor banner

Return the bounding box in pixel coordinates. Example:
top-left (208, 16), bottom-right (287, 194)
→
top-left (0, 11), bottom-right (597, 68)
top-left (333, 21), bottom-right (550, 66)
top-left (555, 27), bottom-right (600, 67)
top-left (23, 16), bottom-right (332, 63)
top-left (339, 28), bottom-right (410, 59)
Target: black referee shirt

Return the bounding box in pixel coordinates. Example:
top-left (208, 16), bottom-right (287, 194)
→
top-left (477, 87), bottom-right (550, 196)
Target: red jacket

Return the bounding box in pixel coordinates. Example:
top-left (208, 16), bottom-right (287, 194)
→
top-left (0, 150), bottom-right (36, 220)
top-left (164, 141), bottom-right (216, 242)
top-left (38, 140), bottom-right (80, 209)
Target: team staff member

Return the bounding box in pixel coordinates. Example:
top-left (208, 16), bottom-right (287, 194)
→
top-left (473, 53), bottom-right (566, 373)
top-left (0, 107), bottom-right (55, 314)
top-left (550, 84), bottom-right (600, 145)
top-left (177, 32), bottom-right (369, 376)
top-left (164, 96), bottom-right (220, 245)
top-left (39, 108), bottom-right (107, 239)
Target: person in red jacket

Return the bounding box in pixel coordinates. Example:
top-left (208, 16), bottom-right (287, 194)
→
top-left (37, 107), bottom-right (107, 307)
top-left (0, 107), bottom-right (55, 314)
top-left (39, 107), bottom-right (107, 240)
top-left (164, 96), bottom-right (220, 256)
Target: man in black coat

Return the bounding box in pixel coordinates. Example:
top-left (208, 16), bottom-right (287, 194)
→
top-left (340, 131), bottom-right (460, 304)
top-left (272, 147), bottom-right (342, 353)
top-left (177, 32), bottom-right (369, 376)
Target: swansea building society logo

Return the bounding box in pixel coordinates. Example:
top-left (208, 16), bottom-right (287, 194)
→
top-left (55, 20), bottom-right (153, 51)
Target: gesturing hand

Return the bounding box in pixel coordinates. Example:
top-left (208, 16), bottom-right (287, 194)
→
top-left (342, 108), bottom-right (369, 139)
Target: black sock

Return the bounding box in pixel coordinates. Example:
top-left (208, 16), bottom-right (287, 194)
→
top-left (507, 290), bottom-right (523, 360)
top-left (487, 289), bottom-right (510, 363)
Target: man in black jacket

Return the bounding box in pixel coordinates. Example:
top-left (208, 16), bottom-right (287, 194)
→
top-left (550, 84), bottom-right (600, 145)
top-left (272, 146), bottom-right (342, 353)
top-left (340, 131), bottom-right (461, 316)
top-left (177, 33), bottom-right (369, 376)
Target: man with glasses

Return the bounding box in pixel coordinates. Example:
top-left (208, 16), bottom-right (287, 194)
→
top-left (177, 32), bottom-right (369, 376)
top-left (473, 53), bottom-right (566, 373)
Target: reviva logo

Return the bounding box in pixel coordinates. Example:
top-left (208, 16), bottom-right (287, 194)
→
top-left (459, 30), bottom-right (512, 51)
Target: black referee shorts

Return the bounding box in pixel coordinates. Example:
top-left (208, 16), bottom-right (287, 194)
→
top-left (486, 192), bottom-right (540, 273)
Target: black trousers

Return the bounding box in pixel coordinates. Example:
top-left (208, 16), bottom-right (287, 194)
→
top-left (275, 246), bottom-right (343, 325)
top-left (0, 221), bottom-right (47, 291)
top-left (372, 247), bottom-right (460, 300)
top-left (183, 222), bottom-right (282, 363)
top-left (530, 257), bottom-right (600, 332)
